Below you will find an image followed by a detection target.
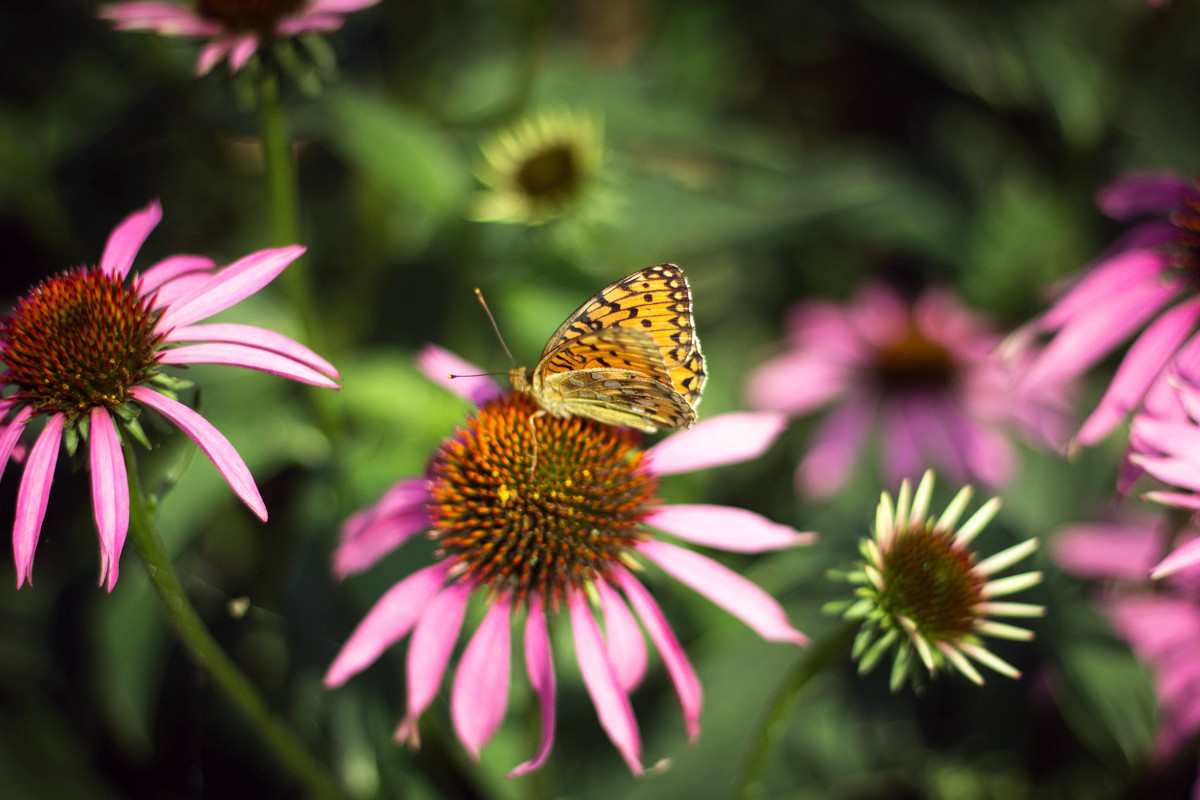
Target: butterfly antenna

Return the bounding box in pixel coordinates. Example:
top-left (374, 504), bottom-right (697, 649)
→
top-left (474, 287), bottom-right (518, 367)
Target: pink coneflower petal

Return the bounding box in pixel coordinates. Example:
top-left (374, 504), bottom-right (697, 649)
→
top-left (157, 343), bottom-right (340, 388)
top-left (309, 0), bottom-right (381, 13)
top-left (948, 406), bottom-right (1013, 488)
top-left (275, 14), bottom-right (345, 34)
top-left (597, 579), bottom-right (647, 692)
top-left (795, 393), bottom-right (873, 497)
top-left (99, 2), bottom-right (222, 36)
top-left (745, 352), bottom-right (849, 414)
top-left (227, 34), bottom-right (259, 72)
top-left (880, 397), bottom-right (926, 487)
top-left (1153, 538), bottom-right (1200, 579)
top-left (452, 598), bottom-right (513, 758)
top-left (99, 200), bottom-right (160, 280)
top-left (416, 344), bottom-right (503, 406)
top-left (130, 386), bottom-right (268, 521)
top-left (646, 504), bottom-right (815, 552)
top-left (1097, 173), bottom-right (1197, 220)
top-left (1051, 520), bottom-right (1161, 579)
top-left (89, 408), bottom-right (129, 593)
top-left (508, 596), bottom-right (556, 778)
top-left (138, 254), bottom-right (215, 294)
top-left (617, 568), bottom-right (702, 741)
top-left (156, 245), bottom-right (306, 331)
top-left (0, 406), bottom-right (33, 483)
top-left (1108, 596), bottom-right (1200, 658)
top-left (569, 589), bottom-right (642, 775)
top-left (325, 562), bottom-right (448, 687)
top-left (196, 39), bottom-right (232, 76)
top-left (398, 582), bottom-right (470, 746)
top-left (1039, 250), bottom-right (1174, 331)
top-left (166, 323), bottom-right (341, 380)
top-left (637, 539), bottom-right (807, 645)
top-left (334, 479), bottom-right (431, 579)
top-left (13, 414), bottom-right (64, 589)
top-left (647, 412), bottom-right (786, 476)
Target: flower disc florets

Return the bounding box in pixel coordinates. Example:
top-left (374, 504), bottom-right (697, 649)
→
top-left (872, 321), bottom-right (957, 391)
top-left (428, 391), bottom-right (658, 603)
top-left (197, 0), bottom-right (305, 30)
top-left (877, 521), bottom-right (983, 641)
top-left (1, 267), bottom-right (163, 420)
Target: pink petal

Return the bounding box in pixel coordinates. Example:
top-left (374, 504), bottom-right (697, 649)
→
top-left (1097, 172), bottom-right (1195, 220)
top-left (416, 345), bottom-right (503, 406)
top-left (100, 200), bottom-right (160, 280)
top-left (646, 504), bottom-right (815, 552)
top-left (745, 351), bottom-right (850, 414)
top-left (275, 13), bottom-right (345, 34)
top-left (1051, 520), bottom-right (1162, 579)
top-left (795, 392), bottom-right (873, 497)
top-left (0, 406), bottom-right (33, 485)
top-left (508, 595), bottom-right (557, 777)
top-left (151, 273), bottom-right (214, 309)
top-left (157, 343), bottom-right (339, 388)
top-left (98, 2), bottom-right (222, 35)
top-left (397, 581), bottom-right (471, 745)
top-left (13, 414), bottom-right (64, 589)
top-left (324, 562), bottom-right (448, 687)
top-left (879, 396), bottom-right (928, 488)
top-left (334, 479), bottom-right (430, 579)
top-left (1153, 538), bottom-right (1200, 579)
top-left (452, 597), bottom-right (512, 759)
top-left (195, 40), bottom-right (231, 76)
top-left (1039, 250), bottom-right (1172, 331)
top-left (130, 387), bottom-right (267, 520)
top-left (616, 569), bottom-right (702, 741)
top-left (307, 0), bottom-right (381, 13)
top-left (137, 254), bottom-right (215, 294)
top-left (647, 412), bottom-right (787, 476)
top-left (155, 245), bottom-right (305, 331)
top-left (637, 539), bottom-right (807, 645)
top-left (596, 579), bottom-right (647, 692)
top-left (569, 589), bottom-right (642, 775)
top-left (89, 408), bottom-right (129, 593)
top-left (166, 323), bottom-right (340, 380)
top-left (227, 34), bottom-right (259, 72)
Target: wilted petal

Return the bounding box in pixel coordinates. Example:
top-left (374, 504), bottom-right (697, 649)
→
top-left (157, 343), bottom-right (339, 388)
top-left (596, 579), bottom-right (646, 692)
top-left (508, 596), bottom-right (557, 777)
top-left (647, 412), bottom-right (786, 476)
top-left (100, 200), bottom-right (160, 279)
top-left (155, 245), bottom-right (306, 331)
top-left (89, 408), bottom-right (129, 593)
top-left (167, 323), bottom-right (340, 380)
top-left (13, 414), bottom-right (64, 589)
top-left (452, 598), bottom-right (512, 759)
top-left (646, 504), bottom-right (815, 552)
top-left (417, 344), bottom-right (503, 406)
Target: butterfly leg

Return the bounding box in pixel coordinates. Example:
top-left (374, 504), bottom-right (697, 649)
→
top-left (527, 409), bottom-right (546, 478)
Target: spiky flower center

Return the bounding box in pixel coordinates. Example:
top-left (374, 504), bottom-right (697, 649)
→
top-left (428, 392), bottom-right (658, 604)
top-left (0, 268), bottom-right (163, 420)
top-left (196, 0), bottom-right (305, 30)
top-left (516, 144), bottom-right (581, 201)
top-left (878, 524), bottom-right (983, 641)
top-left (873, 321), bottom-right (957, 391)
top-left (1171, 186), bottom-right (1200, 273)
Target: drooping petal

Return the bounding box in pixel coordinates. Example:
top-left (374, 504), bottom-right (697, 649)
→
top-left (451, 597), bottom-right (512, 759)
top-left (569, 589), bottom-right (642, 775)
top-left (13, 414), bottom-right (64, 589)
top-left (416, 345), bottom-right (503, 406)
top-left (508, 596), bottom-right (557, 777)
top-left (307, 0), bottom-right (381, 13)
top-left (100, 200), bottom-right (161, 279)
top-left (324, 562), bottom-right (448, 687)
top-left (637, 539), bottom-right (807, 645)
top-left (334, 479), bottom-right (431, 579)
top-left (195, 39), bottom-right (232, 76)
top-left (1038, 249), bottom-right (1172, 332)
top-left (130, 386), bottom-right (267, 520)
top-left (1097, 172), bottom-right (1196, 220)
top-left (1154, 538), bottom-right (1200, 579)
top-left (0, 406), bottom-right (33, 484)
top-left (89, 408), bottom-right (129, 593)
top-left (596, 579), bottom-right (647, 692)
top-left (647, 412), bottom-right (787, 476)
top-left (157, 343), bottom-right (339, 388)
top-left (795, 392), bottom-right (873, 497)
top-left (98, 2), bottom-right (223, 36)
top-left (155, 245), bottom-right (306, 331)
top-left (1051, 519), bottom-right (1161, 580)
top-left (166, 323), bottom-right (340, 380)
top-left (616, 568), bottom-right (702, 742)
top-left (645, 504), bottom-right (815, 552)
top-left (227, 33), bottom-right (260, 72)
top-left (397, 581), bottom-right (471, 745)
top-left (137, 254), bottom-right (215, 294)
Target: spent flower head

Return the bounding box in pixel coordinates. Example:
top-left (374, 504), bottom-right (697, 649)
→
top-left (0, 200), bottom-right (339, 590)
top-left (828, 470), bottom-right (1044, 691)
top-left (324, 345), bottom-right (812, 775)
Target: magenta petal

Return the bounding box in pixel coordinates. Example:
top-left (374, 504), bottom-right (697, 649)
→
top-left (508, 595), bottom-right (557, 777)
top-left (227, 33), bottom-right (259, 72)
top-left (308, 0), bottom-right (381, 12)
top-left (568, 589), bottom-right (642, 775)
top-left (452, 598), bottom-right (512, 759)
top-left (745, 352), bottom-right (849, 414)
top-left (795, 393), bottom-right (872, 498)
top-left (1097, 172), bottom-right (1194, 220)
top-left (325, 562), bottom-right (448, 687)
top-left (0, 406), bottom-right (33, 485)
top-left (1040, 250), bottom-right (1173, 331)
top-left (195, 40), bottom-right (231, 76)
top-left (646, 504), bottom-right (815, 552)
top-left (89, 408), bottom-right (129, 593)
top-left (638, 539), bottom-right (807, 645)
top-left (647, 412), bottom-right (787, 476)
top-left (13, 414), bottom-right (64, 589)
top-left (401, 582), bottom-right (470, 740)
top-left (416, 345), bottom-right (503, 406)
top-left (98, 2), bottom-right (222, 35)
top-left (166, 323), bottom-right (340, 380)
top-left (155, 245), bottom-right (306, 331)
top-left (1153, 538), bottom-right (1200, 579)
top-left (157, 343), bottom-right (340, 388)
top-left (138, 254), bottom-right (215, 294)
top-left (616, 569), bottom-right (703, 742)
top-left (130, 387), bottom-right (267, 520)
top-left (596, 579), bottom-right (647, 692)
top-left (1051, 520), bottom-right (1161, 579)
top-left (100, 200), bottom-right (161, 280)
top-left (334, 479), bottom-right (431, 579)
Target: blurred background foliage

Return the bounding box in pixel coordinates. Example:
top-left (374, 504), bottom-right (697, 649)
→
top-left (0, 0), bottom-right (1197, 797)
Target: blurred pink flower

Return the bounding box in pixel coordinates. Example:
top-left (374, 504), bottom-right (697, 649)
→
top-left (0, 200), bottom-right (339, 591)
top-left (747, 283), bottom-right (1068, 498)
top-left (325, 345), bottom-right (813, 776)
top-left (99, 0), bottom-right (379, 76)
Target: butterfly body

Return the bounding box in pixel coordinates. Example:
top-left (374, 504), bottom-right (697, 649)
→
top-left (511, 264), bottom-right (706, 433)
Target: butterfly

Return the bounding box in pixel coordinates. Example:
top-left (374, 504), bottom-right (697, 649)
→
top-left (509, 264), bottom-right (706, 433)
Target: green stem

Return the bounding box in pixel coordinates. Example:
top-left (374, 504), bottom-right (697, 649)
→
top-left (123, 440), bottom-right (347, 800)
top-left (737, 621), bottom-right (861, 800)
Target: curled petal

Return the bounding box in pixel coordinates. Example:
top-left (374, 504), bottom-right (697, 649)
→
top-left (647, 412), bottom-right (787, 476)
top-left (13, 414), bottom-right (64, 589)
top-left (100, 200), bottom-right (161, 279)
top-left (452, 597), bottom-right (512, 759)
top-left (508, 596), bottom-right (557, 777)
top-left (89, 408), bottom-right (129, 592)
top-left (417, 345), bottom-right (503, 406)
top-left (646, 504), bottom-right (815, 553)
top-left (157, 343), bottom-right (340, 388)
top-left (155, 245), bottom-right (306, 331)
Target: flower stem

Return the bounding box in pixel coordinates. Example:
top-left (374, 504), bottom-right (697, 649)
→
top-left (737, 621), bottom-right (860, 800)
top-left (123, 440), bottom-right (347, 800)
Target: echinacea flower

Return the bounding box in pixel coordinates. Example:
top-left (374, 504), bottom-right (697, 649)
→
top-left (324, 345), bottom-right (812, 776)
top-left (747, 283), bottom-right (1068, 498)
top-left (99, 0), bottom-right (379, 77)
top-left (1017, 171), bottom-right (1200, 447)
top-left (0, 199), bottom-right (339, 591)
top-left (471, 109), bottom-right (605, 225)
top-left (827, 470), bottom-right (1044, 691)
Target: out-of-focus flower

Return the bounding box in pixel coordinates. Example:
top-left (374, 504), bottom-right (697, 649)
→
top-left (1017, 172), bottom-right (1200, 448)
top-left (828, 471), bottom-right (1044, 691)
top-left (98, 0), bottom-right (379, 76)
top-left (0, 200), bottom-right (339, 591)
top-left (471, 109), bottom-right (605, 225)
top-left (747, 283), bottom-right (1069, 498)
top-left (324, 345), bottom-right (812, 776)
